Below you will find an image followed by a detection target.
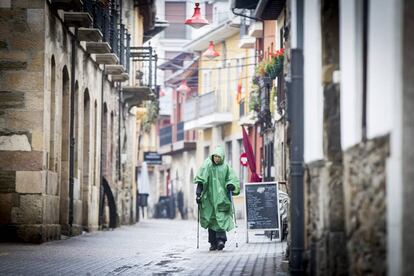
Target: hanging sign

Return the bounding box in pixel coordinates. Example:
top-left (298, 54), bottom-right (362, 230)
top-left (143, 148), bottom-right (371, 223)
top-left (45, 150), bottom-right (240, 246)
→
top-left (144, 151), bottom-right (162, 165)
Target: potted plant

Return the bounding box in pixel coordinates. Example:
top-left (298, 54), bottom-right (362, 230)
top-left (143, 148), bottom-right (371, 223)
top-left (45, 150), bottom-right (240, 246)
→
top-left (254, 48), bottom-right (285, 80)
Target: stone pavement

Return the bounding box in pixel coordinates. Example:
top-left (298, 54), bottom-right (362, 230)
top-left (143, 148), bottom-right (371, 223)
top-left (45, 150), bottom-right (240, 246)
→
top-left (0, 219), bottom-right (288, 275)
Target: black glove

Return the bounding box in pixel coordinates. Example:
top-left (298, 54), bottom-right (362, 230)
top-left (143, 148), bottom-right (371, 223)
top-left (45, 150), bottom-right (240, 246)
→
top-left (196, 183), bottom-right (203, 204)
top-left (227, 184), bottom-right (235, 192)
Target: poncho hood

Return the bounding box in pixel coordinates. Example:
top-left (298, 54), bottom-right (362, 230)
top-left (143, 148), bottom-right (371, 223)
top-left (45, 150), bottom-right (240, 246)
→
top-left (211, 145), bottom-right (225, 165)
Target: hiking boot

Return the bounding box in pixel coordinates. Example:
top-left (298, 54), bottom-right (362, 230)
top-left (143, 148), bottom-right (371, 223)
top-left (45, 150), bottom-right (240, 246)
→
top-left (217, 240), bottom-right (225, 250)
top-left (209, 244), bottom-right (217, 251)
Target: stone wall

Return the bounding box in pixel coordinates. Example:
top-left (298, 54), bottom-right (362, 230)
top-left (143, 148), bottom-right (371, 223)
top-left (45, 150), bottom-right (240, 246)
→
top-left (343, 135), bottom-right (389, 275)
top-left (0, 0), bottom-right (137, 242)
top-left (305, 160), bottom-right (348, 276)
top-left (0, 0), bottom-right (52, 242)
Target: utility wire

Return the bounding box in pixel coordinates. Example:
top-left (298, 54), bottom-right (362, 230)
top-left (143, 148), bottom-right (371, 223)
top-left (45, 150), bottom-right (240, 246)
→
top-left (158, 62), bottom-right (256, 71)
top-left (157, 55), bottom-right (259, 63)
top-left (162, 74), bottom-right (259, 89)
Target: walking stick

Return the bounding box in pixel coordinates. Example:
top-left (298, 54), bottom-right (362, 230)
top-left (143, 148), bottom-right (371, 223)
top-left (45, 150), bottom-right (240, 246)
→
top-left (229, 191), bottom-right (238, 248)
top-left (197, 203), bottom-right (200, 249)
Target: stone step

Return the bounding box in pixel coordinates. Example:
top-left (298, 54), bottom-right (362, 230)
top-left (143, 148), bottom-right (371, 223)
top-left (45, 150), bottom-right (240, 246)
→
top-left (122, 86), bottom-right (153, 101)
top-left (122, 86), bottom-right (154, 110)
top-left (111, 73), bottom-right (129, 82)
top-left (95, 53), bottom-right (119, 65)
top-left (86, 42), bottom-right (111, 54)
top-left (105, 65), bottom-right (126, 75)
top-left (63, 11), bottom-right (92, 28)
top-left (78, 28), bottom-right (103, 42)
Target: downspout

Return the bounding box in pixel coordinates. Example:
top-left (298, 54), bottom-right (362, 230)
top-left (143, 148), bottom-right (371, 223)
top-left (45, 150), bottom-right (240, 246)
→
top-left (231, 8), bottom-right (263, 22)
top-left (118, 84), bottom-right (122, 181)
top-left (98, 66), bottom-right (105, 227)
top-left (69, 28), bottom-right (78, 235)
top-left (289, 0), bottom-right (304, 274)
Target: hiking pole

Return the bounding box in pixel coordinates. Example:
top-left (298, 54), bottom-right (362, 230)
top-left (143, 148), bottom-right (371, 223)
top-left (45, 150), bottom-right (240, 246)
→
top-left (229, 191), bottom-right (238, 248)
top-left (197, 203), bottom-right (200, 249)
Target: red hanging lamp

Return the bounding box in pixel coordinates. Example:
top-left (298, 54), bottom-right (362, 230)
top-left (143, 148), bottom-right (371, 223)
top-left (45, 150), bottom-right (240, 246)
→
top-left (203, 41), bottom-right (220, 59)
top-left (177, 80), bottom-right (191, 94)
top-left (185, 3), bottom-right (209, 29)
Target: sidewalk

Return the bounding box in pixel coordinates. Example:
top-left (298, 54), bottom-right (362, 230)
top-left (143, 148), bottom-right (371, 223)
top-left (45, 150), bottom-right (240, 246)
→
top-left (0, 219), bottom-right (288, 275)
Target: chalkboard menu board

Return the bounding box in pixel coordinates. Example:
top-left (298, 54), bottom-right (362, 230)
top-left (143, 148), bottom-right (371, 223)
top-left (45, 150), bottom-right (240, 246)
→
top-left (245, 182), bottom-right (279, 230)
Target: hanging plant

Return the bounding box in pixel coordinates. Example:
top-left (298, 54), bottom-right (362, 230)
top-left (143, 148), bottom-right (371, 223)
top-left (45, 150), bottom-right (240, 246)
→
top-left (254, 48), bottom-right (285, 80)
top-left (142, 98), bottom-right (160, 133)
top-left (249, 84), bottom-right (261, 113)
top-left (266, 49), bottom-right (284, 79)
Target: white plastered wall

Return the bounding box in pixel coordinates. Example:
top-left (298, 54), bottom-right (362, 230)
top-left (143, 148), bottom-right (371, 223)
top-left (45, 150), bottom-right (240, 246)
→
top-left (304, 0), bottom-right (323, 163)
top-left (340, 0), bottom-right (363, 150)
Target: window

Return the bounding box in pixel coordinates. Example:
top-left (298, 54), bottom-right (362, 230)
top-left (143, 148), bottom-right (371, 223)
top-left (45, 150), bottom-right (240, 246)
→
top-left (204, 146), bottom-right (210, 160)
top-left (225, 141), bottom-right (232, 167)
top-left (164, 2), bottom-right (187, 39)
top-left (203, 70), bottom-right (212, 93)
top-left (205, 3), bottom-right (213, 23)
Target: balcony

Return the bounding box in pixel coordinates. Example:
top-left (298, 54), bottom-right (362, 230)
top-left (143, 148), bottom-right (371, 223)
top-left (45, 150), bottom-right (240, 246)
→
top-left (159, 125), bottom-right (173, 147)
top-left (238, 35), bottom-right (256, 49)
top-left (158, 123), bottom-right (196, 155)
top-left (177, 122), bottom-right (184, 141)
top-left (248, 21), bottom-right (263, 38)
top-left (183, 90), bottom-right (233, 130)
top-left (56, 0), bottom-right (132, 80)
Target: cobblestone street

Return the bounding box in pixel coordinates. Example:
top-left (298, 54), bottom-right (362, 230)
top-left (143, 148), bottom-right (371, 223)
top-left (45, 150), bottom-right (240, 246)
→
top-left (0, 219), bottom-right (287, 275)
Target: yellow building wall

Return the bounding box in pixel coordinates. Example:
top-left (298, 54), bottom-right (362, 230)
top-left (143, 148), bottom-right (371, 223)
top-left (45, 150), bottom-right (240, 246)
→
top-left (198, 33), bottom-right (255, 140)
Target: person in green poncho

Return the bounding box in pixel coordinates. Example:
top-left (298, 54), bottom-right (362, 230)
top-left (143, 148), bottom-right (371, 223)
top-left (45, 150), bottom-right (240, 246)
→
top-left (194, 145), bottom-right (240, 251)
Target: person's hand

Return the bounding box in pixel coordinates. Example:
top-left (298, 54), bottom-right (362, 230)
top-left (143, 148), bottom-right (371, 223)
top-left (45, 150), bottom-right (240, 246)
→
top-left (227, 184), bottom-right (235, 192)
top-left (196, 193), bottom-right (202, 204)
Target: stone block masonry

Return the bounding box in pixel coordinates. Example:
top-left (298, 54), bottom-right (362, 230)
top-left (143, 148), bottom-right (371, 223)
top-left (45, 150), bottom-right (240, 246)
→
top-left (0, 0), bottom-right (141, 243)
top-left (343, 135), bottom-right (389, 275)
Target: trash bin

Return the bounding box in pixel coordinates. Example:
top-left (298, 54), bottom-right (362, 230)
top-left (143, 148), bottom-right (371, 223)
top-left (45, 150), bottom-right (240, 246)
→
top-left (138, 193), bottom-right (149, 207)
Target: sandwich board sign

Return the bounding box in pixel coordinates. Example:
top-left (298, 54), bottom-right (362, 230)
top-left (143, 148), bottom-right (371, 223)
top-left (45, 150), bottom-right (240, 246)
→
top-left (244, 181), bottom-right (281, 242)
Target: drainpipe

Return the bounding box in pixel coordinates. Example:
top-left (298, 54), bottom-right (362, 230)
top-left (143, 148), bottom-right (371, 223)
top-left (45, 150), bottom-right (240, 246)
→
top-left (98, 65), bottom-right (105, 227)
top-left (69, 28), bottom-right (78, 235)
top-left (231, 8), bottom-right (263, 22)
top-left (118, 83), bottom-right (122, 181)
top-left (289, 0), bottom-right (304, 274)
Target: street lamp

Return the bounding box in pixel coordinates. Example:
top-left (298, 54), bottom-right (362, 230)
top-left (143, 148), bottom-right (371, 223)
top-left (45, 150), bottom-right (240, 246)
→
top-left (203, 41), bottom-right (220, 59)
top-left (185, 3), bottom-right (209, 29)
top-left (177, 80), bottom-right (191, 96)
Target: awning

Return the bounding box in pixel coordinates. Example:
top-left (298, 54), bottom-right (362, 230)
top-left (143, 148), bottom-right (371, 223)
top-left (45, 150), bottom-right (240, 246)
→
top-left (254, 0), bottom-right (286, 20)
top-left (230, 0), bottom-right (259, 9)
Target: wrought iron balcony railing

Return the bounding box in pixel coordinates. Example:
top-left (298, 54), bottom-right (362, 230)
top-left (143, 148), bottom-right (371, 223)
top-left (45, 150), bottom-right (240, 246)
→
top-left (182, 90), bottom-right (231, 122)
top-left (83, 0), bottom-right (131, 72)
top-left (159, 125), bottom-right (172, 147)
top-left (176, 122), bottom-right (184, 142)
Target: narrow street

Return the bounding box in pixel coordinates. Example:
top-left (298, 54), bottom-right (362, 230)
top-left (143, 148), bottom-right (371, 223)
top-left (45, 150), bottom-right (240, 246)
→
top-left (0, 219), bottom-right (287, 275)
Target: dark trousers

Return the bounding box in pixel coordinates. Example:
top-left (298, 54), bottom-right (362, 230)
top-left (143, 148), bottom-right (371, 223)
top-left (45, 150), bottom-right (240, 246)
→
top-left (208, 229), bottom-right (227, 245)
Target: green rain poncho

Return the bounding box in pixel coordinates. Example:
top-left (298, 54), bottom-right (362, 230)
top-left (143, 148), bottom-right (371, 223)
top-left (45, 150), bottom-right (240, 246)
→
top-left (194, 145), bottom-right (240, 232)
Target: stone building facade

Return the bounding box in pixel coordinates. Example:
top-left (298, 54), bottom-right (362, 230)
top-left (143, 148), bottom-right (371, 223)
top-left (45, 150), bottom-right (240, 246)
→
top-left (301, 0), bottom-right (413, 275)
top-left (0, 0), bottom-right (156, 243)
